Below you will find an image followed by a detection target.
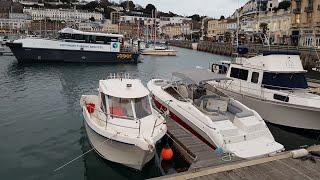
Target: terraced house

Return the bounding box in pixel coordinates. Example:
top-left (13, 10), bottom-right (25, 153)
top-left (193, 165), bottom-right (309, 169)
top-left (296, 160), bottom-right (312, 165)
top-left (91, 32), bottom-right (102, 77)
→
top-left (291, 0), bottom-right (320, 47)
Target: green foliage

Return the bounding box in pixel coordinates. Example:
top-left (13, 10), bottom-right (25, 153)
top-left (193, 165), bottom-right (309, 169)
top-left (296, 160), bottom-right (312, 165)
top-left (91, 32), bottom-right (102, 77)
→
top-left (103, 6), bottom-right (114, 19)
top-left (89, 16), bottom-right (95, 22)
top-left (188, 14), bottom-right (201, 22)
top-left (277, 0), bottom-right (291, 10)
top-left (120, 0), bottom-right (135, 11)
top-left (259, 22), bottom-right (268, 34)
top-left (85, 1), bottom-right (99, 11)
top-left (145, 4), bottom-right (156, 14)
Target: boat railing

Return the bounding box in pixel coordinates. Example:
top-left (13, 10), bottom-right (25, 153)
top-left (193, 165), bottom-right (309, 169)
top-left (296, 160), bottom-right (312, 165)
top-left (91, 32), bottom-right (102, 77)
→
top-left (107, 73), bottom-right (132, 79)
top-left (91, 107), bottom-right (164, 138)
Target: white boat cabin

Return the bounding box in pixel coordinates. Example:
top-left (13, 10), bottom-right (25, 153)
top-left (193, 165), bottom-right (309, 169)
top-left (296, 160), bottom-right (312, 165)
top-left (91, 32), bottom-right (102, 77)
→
top-left (58, 28), bottom-right (123, 46)
top-left (211, 52), bottom-right (320, 106)
top-left (98, 78), bottom-right (153, 121)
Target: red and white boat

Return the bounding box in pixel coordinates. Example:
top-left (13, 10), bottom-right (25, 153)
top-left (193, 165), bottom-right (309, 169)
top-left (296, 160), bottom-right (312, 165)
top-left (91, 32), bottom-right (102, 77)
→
top-left (147, 68), bottom-right (284, 159)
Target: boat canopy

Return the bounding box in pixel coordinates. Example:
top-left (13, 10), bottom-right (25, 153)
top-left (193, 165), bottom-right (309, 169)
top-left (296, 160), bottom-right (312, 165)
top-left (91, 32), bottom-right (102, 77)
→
top-left (172, 68), bottom-right (231, 84)
top-left (58, 28), bottom-right (123, 38)
top-left (99, 79), bottom-right (149, 99)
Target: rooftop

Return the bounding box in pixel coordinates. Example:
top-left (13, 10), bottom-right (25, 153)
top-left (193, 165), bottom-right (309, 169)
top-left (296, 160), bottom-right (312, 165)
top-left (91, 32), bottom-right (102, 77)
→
top-left (99, 79), bottom-right (149, 99)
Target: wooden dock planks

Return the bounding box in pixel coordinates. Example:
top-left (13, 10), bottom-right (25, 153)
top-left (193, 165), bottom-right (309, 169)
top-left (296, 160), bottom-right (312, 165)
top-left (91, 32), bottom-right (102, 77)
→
top-left (166, 118), bottom-right (242, 170)
top-left (160, 117), bottom-right (320, 180)
top-left (153, 147), bottom-right (320, 180)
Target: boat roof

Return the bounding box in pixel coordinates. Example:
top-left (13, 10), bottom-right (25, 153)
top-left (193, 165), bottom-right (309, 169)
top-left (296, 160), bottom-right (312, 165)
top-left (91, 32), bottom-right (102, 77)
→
top-left (99, 79), bottom-right (149, 98)
top-left (173, 68), bottom-right (231, 84)
top-left (58, 28), bottom-right (123, 38)
top-left (239, 54), bottom-right (306, 73)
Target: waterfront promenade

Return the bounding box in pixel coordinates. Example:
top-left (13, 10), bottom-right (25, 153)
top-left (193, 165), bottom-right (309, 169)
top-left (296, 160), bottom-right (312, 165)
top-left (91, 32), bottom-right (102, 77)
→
top-left (170, 40), bottom-right (320, 70)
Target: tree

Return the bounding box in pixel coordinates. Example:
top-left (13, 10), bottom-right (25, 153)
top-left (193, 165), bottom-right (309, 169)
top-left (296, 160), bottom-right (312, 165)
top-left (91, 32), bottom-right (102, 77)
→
top-left (145, 4), bottom-right (156, 14)
top-left (259, 22), bottom-right (268, 34)
top-left (277, 1), bottom-right (291, 10)
top-left (120, 0), bottom-right (135, 11)
top-left (219, 15), bottom-right (225, 20)
top-left (89, 16), bottom-right (95, 22)
top-left (99, 0), bottom-right (110, 8)
top-left (103, 7), bottom-right (115, 19)
top-left (188, 14), bottom-right (201, 22)
top-left (85, 1), bottom-right (99, 11)
top-left (224, 31), bottom-right (231, 42)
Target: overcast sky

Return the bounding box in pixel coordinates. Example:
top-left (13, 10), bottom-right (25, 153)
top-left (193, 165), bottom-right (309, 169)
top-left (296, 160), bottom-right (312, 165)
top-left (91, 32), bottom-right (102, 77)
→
top-left (119, 0), bottom-right (248, 18)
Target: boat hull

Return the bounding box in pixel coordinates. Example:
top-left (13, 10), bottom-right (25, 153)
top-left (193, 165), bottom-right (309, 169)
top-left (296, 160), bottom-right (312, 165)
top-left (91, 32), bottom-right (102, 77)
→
top-left (6, 42), bottom-right (140, 63)
top-left (141, 50), bottom-right (177, 56)
top-left (84, 121), bottom-right (155, 170)
top-left (219, 88), bottom-right (320, 130)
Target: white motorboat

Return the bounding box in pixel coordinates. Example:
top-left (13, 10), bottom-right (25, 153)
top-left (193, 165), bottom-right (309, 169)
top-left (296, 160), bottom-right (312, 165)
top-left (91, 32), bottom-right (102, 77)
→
top-left (141, 45), bottom-right (177, 56)
top-left (147, 68), bottom-right (284, 159)
top-left (80, 74), bottom-right (167, 170)
top-left (210, 51), bottom-right (320, 130)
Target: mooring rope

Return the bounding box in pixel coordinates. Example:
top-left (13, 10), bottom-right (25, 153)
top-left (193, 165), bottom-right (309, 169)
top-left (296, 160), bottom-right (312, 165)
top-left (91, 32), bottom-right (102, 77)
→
top-left (54, 132), bottom-right (119, 172)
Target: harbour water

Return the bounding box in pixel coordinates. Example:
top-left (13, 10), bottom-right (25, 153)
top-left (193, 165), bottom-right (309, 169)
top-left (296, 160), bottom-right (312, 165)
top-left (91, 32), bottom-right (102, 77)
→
top-left (0, 47), bottom-right (319, 180)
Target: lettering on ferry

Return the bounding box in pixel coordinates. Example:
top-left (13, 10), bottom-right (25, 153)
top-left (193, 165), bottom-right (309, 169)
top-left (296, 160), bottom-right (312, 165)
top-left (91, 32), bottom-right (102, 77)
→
top-left (59, 43), bottom-right (103, 49)
top-left (117, 54), bottom-right (132, 59)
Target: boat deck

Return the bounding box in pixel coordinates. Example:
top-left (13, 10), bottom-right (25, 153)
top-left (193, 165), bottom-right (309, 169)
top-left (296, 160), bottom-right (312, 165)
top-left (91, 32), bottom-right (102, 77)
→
top-left (166, 118), bottom-right (242, 170)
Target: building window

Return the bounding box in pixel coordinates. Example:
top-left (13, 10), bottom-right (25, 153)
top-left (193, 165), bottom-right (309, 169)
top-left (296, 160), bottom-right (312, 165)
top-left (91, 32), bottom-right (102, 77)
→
top-left (316, 37), bottom-right (320, 47)
top-left (295, 14), bottom-right (300, 24)
top-left (304, 37), bottom-right (313, 46)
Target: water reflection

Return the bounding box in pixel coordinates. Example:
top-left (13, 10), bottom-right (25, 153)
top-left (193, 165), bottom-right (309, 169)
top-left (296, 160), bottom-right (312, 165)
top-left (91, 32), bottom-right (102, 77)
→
top-left (0, 47), bottom-right (319, 180)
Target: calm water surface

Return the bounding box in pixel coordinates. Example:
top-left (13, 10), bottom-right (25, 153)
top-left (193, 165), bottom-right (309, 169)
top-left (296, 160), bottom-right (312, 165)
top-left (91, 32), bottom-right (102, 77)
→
top-left (0, 47), bottom-right (319, 180)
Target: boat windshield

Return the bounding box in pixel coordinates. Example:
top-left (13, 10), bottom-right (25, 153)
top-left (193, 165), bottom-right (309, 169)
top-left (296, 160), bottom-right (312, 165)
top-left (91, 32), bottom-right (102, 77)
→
top-left (262, 72), bottom-right (308, 90)
top-left (134, 96), bottom-right (152, 119)
top-left (108, 96), bottom-right (134, 119)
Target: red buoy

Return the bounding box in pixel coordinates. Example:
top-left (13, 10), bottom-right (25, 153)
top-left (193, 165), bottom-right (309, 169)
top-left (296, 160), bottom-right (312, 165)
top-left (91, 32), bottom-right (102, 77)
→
top-left (86, 103), bottom-right (95, 113)
top-left (161, 146), bottom-right (173, 161)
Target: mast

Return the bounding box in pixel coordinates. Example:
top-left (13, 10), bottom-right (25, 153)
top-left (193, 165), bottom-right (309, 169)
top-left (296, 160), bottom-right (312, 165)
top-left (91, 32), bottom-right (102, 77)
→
top-left (236, 9), bottom-right (239, 47)
top-left (154, 9), bottom-right (156, 47)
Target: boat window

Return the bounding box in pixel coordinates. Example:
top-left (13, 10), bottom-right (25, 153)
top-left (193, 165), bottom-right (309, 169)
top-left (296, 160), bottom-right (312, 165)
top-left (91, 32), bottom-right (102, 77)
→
top-left (100, 92), bottom-right (106, 112)
top-left (134, 96), bottom-right (152, 119)
top-left (164, 86), bottom-right (187, 101)
top-left (108, 96), bottom-right (134, 119)
top-left (96, 36), bottom-right (105, 44)
top-left (75, 34), bottom-right (83, 40)
top-left (273, 94), bottom-right (289, 102)
top-left (262, 72), bottom-right (308, 90)
top-left (90, 36), bottom-right (96, 43)
top-left (84, 35), bottom-right (90, 43)
top-left (251, 72), bottom-right (259, 84)
top-left (230, 67), bottom-right (248, 81)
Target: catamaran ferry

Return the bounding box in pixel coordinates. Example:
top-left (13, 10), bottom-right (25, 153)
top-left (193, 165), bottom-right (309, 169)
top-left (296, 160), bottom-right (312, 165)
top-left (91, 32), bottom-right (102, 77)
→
top-left (6, 28), bottom-right (140, 63)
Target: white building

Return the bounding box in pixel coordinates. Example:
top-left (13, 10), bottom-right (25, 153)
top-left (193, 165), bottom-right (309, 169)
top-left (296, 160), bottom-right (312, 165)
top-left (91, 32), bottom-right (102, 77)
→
top-left (23, 8), bottom-right (103, 22)
top-left (9, 13), bottom-right (31, 20)
top-left (0, 18), bottom-right (30, 32)
top-left (102, 20), bottom-right (119, 34)
top-left (119, 15), bottom-right (159, 26)
top-left (240, 0), bottom-right (279, 16)
top-left (159, 16), bottom-right (192, 28)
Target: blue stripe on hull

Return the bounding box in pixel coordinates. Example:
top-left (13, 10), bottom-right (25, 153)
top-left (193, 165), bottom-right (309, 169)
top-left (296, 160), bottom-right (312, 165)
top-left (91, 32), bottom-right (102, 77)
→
top-left (7, 43), bottom-right (140, 64)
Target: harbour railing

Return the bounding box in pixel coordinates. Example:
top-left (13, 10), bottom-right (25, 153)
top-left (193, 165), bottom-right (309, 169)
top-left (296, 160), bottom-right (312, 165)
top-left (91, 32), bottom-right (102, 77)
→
top-left (88, 106), bottom-right (165, 138)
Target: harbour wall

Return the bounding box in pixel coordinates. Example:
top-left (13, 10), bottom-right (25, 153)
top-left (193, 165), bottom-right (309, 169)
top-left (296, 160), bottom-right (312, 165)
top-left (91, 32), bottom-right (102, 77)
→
top-left (169, 40), bottom-right (320, 70)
